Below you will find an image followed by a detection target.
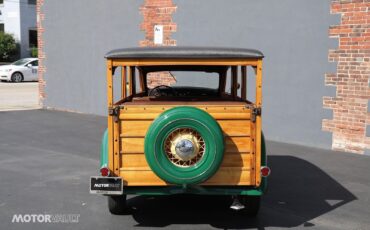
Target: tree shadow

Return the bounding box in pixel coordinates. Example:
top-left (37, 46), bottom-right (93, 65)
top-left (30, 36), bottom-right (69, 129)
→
top-left (127, 155), bottom-right (356, 229)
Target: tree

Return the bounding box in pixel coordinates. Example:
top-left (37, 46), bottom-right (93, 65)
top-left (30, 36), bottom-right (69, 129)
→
top-left (0, 32), bottom-right (18, 61)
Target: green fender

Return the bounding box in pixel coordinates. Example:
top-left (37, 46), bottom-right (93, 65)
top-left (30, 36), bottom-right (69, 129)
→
top-left (260, 131), bottom-right (268, 193)
top-left (100, 129), bottom-right (108, 168)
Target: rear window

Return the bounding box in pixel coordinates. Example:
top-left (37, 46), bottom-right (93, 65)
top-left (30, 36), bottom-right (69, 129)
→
top-left (147, 71), bottom-right (219, 89)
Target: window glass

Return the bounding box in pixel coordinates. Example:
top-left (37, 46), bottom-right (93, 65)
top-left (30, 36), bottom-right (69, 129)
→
top-left (30, 60), bottom-right (38, 66)
top-left (147, 71), bottom-right (219, 90)
top-left (12, 59), bottom-right (32, 66)
top-left (29, 30), bottom-right (37, 48)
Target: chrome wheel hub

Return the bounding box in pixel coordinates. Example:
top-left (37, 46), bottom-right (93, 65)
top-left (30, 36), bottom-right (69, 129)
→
top-left (164, 128), bottom-right (205, 167)
top-left (175, 139), bottom-right (195, 161)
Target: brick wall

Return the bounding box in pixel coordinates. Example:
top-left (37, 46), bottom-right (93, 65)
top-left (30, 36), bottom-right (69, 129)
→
top-left (140, 0), bottom-right (177, 88)
top-left (36, 0), bottom-right (46, 106)
top-left (323, 0), bottom-right (370, 154)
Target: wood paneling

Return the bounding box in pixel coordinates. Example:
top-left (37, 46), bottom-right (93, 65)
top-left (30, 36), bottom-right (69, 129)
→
top-left (118, 104), bottom-right (255, 186)
top-left (120, 168), bottom-right (252, 186)
top-left (121, 152), bottom-right (252, 169)
top-left (255, 59), bottom-right (263, 186)
top-left (120, 112), bottom-right (250, 120)
top-left (203, 168), bottom-right (252, 185)
top-left (120, 136), bottom-right (251, 154)
top-left (121, 138), bottom-right (144, 153)
top-left (121, 120), bottom-right (250, 137)
top-left (119, 105), bottom-right (251, 120)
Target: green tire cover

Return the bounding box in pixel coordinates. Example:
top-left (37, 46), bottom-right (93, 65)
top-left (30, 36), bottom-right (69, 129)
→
top-left (144, 106), bottom-right (224, 185)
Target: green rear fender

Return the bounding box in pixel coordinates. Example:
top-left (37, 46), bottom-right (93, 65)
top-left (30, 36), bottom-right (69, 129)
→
top-left (260, 131), bottom-right (268, 193)
top-left (100, 129), bottom-right (108, 168)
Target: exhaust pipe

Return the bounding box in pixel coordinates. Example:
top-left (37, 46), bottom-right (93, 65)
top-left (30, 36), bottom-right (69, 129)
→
top-left (230, 196), bottom-right (245, 210)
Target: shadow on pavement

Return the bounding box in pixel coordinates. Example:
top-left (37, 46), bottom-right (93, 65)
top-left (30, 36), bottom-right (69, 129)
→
top-left (126, 155), bottom-right (356, 229)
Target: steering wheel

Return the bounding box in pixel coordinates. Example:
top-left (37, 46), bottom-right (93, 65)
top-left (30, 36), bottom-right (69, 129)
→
top-left (149, 85), bottom-right (174, 97)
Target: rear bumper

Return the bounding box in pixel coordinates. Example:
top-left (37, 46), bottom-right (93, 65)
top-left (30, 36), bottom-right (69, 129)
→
top-left (120, 184), bottom-right (266, 196)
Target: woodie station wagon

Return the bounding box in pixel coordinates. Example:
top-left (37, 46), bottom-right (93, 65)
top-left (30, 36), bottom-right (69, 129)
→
top-left (90, 47), bottom-right (270, 216)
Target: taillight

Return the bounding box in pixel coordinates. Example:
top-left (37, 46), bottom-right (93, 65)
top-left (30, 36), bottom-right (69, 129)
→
top-left (100, 167), bottom-right (110, 177)
top-left (261, 166), bottom-right (271, 177)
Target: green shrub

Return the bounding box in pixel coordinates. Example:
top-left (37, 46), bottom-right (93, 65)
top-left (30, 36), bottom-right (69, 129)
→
top-left (0, 32), bottom-right (18, 61)
top-left (30, 47), bottom-right (38, 58)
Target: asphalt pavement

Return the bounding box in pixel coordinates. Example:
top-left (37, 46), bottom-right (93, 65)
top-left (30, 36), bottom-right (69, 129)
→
top-left (0, 109), bottom-right (369, 230)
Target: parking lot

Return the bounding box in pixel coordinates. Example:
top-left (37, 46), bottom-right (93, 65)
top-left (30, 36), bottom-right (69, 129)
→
top-left (0, 82), bottom-right (40, 111)
top-left (0, 109), bottom-right (369, 230)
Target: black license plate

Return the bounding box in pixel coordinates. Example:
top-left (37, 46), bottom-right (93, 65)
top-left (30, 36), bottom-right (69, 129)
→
top-left (90, 177), bottom-right (123, 195)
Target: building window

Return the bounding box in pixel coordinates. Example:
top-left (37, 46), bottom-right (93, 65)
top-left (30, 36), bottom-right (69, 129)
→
top-left (29, 29), bottom-right (37, 48)
top-left (0, 24), bottom-right (4, 33)
top-left (0, 0), bottom-right (3, 5)
top-left (28, 0), bottom-right (36, 5)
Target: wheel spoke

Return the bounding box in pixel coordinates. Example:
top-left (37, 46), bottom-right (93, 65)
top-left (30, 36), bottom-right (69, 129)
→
top-left (164, 128), bottom-right (205, 167)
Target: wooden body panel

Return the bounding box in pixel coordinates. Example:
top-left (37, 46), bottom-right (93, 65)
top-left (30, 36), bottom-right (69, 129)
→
top-left (118, 104), bottom-right (256, 186)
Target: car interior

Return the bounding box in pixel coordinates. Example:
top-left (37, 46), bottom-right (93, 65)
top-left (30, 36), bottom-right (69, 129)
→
top-left (114, 65), bottom-right (253, 105)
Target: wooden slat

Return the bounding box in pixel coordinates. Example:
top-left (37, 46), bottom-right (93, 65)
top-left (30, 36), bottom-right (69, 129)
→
top-left (130, 66), bottom-right (136, 95)
top-left (107, 60), bottom-right (114, 173)
top-left (139, 70), bottom-right (145, 93)
top-left (250, 119), bottom-right (256, 185)
top-left (121, 66), bottom-right (127, 99)
top-left (203, 168), bottom-right (252, 185)
top-left (113, 118), bottom-right (120, 175)
top-left (241, 66), bottom-right (247, 100)
top-left (225, 136), bottom-right (251, 153)
top-left (121, 138), bottom-right (144, 153)
top-left (255, 59), bottom-right (263, 186)
top-left (120, 112), bottom-right (250, 120)
top-left (121, 105), bottom-right (250, 113)
top-left (120, 120), bottom-right (250, 137)
top-left (121, 152), bottom-right (252, 169)
top-left (121, 136), bottom-right (251, 154)
top-left (218, 120), bottom-right (250, 137)
top-left (120, 170), bottom-right (166, 186)
top-left (127, 66), bottom-right (132, 96)
top-left (120, 168), bottom-right (252, 186)
top-left (120, 105), bottom-right (251, 120)
top-left (231, 66), bottom-right (238, 99)
top-left (120, 120), bottom-right (153, 137)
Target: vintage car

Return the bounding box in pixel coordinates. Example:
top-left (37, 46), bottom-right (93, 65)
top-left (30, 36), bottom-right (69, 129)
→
top-left (90, 47), bottom-right (270, 216)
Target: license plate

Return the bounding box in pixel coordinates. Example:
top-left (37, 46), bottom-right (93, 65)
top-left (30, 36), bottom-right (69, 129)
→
top-left (90, 177), bottom-right (123, 195)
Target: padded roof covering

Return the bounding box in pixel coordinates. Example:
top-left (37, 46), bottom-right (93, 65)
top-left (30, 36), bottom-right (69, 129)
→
top-left (105, 47), bottom-right (264, 59)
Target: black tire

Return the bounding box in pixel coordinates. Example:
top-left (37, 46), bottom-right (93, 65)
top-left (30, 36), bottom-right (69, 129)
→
top-left (11, 72), bottom-right (23, 82)
top-left (240, 195), bottom-right (261, 216)
top-left (108, 195), bottom-right (129, 215)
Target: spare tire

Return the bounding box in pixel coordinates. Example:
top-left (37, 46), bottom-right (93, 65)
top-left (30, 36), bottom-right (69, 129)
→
top-left (144, 106), bottom-right (224, 185)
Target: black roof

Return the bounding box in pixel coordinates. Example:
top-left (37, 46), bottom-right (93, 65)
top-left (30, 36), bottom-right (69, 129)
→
top-left (105, 47), bottom-right (264, 59)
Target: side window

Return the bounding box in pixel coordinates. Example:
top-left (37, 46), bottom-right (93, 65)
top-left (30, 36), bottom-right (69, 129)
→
top-left (30, 60), bottom-right (38, 67)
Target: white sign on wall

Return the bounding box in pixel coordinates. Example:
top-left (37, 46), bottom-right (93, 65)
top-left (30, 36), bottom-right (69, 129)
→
top-left (154, 25), bottom-right (163, 45)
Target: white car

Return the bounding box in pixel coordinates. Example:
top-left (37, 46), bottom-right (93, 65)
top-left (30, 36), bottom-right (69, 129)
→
top-left (0, 58), bottom-right (38, 82)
